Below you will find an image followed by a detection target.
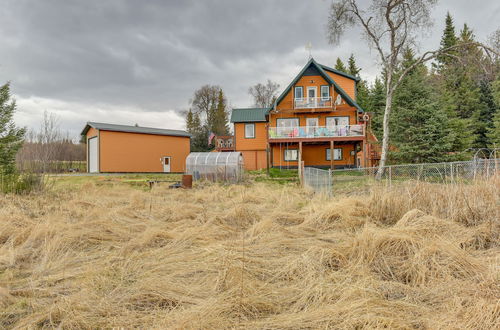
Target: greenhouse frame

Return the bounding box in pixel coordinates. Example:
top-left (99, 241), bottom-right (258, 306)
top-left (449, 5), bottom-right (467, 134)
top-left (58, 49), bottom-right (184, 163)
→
top-left (185, 152), bottom-right (244, 182)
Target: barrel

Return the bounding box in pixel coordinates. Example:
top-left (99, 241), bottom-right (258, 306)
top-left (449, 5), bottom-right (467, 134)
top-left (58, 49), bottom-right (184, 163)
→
top-left (181, 174), bottom-right (193, 188)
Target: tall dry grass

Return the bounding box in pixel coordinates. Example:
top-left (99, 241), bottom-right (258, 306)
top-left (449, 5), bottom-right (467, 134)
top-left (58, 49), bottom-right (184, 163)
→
top-left (0, 178), bottom-right (499, 329)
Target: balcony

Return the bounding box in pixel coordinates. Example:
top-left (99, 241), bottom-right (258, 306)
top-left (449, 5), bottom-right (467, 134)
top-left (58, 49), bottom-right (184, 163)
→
top-left (268, 125), bottom-right (365, 140)
top-left (294, 97), bottom-right (332, 109)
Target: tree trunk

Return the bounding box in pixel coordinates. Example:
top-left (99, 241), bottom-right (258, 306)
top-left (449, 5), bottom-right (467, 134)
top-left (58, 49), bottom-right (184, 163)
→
top-left (375, 89), bottom-right (394, 180)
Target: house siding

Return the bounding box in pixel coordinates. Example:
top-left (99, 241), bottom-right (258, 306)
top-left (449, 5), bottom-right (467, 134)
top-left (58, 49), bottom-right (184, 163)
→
top-left (271, 143), bottom-right (356, 168)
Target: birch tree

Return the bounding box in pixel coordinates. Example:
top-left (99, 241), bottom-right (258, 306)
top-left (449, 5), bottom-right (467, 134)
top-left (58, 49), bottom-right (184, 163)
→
top-left (327, 0), bottom-right (498, 178)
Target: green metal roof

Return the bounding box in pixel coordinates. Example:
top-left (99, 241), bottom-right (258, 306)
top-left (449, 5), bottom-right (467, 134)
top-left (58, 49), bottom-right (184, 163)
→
top-left (319, 64), bottom-right (360, 82)
top-left (273, 58), bottom-right (365, 113)
top-left (81, 122), bottom-right (191, 137)
top-left (230, 108), bottom-right (270, 123)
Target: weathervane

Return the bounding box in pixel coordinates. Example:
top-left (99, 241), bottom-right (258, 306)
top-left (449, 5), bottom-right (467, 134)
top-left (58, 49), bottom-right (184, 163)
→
top-left (305, 42), bottom-right (312, 59)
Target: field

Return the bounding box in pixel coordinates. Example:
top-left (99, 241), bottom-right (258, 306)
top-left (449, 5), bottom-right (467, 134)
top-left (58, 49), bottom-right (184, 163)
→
top-left (0, 175), bottom-right (499, 329)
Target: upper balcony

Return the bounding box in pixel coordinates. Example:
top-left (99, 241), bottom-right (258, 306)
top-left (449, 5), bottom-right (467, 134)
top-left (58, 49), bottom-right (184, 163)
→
top-left (268, 125), bottom-right (365, 142)
top-left (294, 97), bottom-right (333, 109)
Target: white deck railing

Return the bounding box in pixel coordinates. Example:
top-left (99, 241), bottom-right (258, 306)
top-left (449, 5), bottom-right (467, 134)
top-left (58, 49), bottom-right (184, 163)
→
top-left (294, 97), bottom-right (332, 109)
top-left (268, 125), bottom-right (365, 139)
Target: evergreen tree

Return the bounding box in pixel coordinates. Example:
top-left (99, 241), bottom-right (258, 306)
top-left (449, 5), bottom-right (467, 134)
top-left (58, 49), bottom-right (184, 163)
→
top-left (334, 57), bottom-right (347, 72)
top-left (471, 80), bottom-right (497, 148)
top-left (347, 54), bottom-right (360, 76)
top-left (390, 49), bottom-right (453, 163)
top-left (435, 12), bottom-right (458, 71)
top-left (0, 82), bottom-right (25, 174)
top-left (487, 77), bottom-right (500, 147)
top-left (185, 108), bottom-right (208, 152)
top-left (211, 89), bottom-right (229, 135)
top-left (367, 77), bottom-right (386, 139)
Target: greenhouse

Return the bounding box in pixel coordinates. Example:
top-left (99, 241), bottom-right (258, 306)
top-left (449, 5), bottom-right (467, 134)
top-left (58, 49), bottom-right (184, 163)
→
top-left (185, 152), bottom-right (244, 182)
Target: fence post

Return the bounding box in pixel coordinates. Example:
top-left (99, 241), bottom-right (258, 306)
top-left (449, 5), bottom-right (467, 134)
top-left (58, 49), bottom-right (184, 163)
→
top-left (389, 166), bottom-right (392, 187)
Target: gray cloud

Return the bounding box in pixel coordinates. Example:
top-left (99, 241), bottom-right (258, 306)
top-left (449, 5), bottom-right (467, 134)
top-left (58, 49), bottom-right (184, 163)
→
top-left (1, 0), bottom-right (498, 138)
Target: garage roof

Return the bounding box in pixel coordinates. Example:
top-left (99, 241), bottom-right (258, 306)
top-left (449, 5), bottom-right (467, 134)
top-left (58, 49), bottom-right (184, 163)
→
top-left (81, 122), bottom-right (191, 137)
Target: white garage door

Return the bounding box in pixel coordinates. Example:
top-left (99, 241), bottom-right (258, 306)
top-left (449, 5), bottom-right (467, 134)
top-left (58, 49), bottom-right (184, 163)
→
top-left (88, 137), bottom-right (99, 173)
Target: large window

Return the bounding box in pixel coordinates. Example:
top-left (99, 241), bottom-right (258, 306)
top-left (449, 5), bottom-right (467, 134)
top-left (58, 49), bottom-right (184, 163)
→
top-left (321, 85), bottom-right (330, 99)
top-left (276, 118), bottom-right (299, 128)
top-left (326, 148), bottom-right (343, 161)
top-left (326, 116), bottom-right (349, 127)
top-left (294, 86), bottom-right (303, 99)
top-left (284, 149), bottom-right (298, 161)
top-left (244, 123), bottom-right (255, 138)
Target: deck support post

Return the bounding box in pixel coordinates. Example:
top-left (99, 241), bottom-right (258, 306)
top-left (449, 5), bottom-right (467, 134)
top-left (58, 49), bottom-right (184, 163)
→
top-left (299, 141), bottom-right (303, 185)
top-left (266, 143), bottom-right (270, 176)
top-left (330, 140), bottom-right (334, 170)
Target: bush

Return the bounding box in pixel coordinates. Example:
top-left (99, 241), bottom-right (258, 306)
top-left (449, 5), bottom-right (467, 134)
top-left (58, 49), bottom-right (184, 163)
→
top-left (0, 172), bottom-right (45, 194)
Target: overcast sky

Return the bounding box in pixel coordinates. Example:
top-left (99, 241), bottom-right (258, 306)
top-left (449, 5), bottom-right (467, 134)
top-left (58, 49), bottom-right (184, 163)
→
top-left (1, 0), bottom-right (499, 138)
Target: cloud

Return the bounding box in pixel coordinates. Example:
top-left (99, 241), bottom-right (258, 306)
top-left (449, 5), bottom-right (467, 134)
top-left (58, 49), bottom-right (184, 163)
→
top-left (1, 0), bottom-right (498, 138)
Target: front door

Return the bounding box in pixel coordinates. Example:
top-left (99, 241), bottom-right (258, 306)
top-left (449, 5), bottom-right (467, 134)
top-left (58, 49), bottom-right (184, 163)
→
top-left (162, 157), bottom-right (171, 173)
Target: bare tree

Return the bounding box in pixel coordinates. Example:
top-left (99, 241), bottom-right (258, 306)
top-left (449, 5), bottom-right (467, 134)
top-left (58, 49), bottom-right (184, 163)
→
top-left (327, 0), bottom-right (498, 179)
top-left (248, 79), bottom-right (280, 108)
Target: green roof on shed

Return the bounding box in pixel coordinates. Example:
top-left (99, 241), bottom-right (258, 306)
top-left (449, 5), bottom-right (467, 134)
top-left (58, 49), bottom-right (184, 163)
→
top-left (230, 108), bottom-right (270, 123)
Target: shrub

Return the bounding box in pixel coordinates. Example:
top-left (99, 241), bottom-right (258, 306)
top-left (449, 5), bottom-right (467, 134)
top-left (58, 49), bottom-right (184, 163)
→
top-left (0, 172), bottom-right (45, 194)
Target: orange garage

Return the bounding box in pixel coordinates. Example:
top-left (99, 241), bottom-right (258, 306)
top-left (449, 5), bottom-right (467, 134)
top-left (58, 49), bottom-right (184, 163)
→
top-left (81, 122), bottom-right (190, 173)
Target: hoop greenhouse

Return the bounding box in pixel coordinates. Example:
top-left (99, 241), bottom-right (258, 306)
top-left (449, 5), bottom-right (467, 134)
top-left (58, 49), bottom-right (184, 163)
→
top-left (185, 152), bottom-right (244, 182)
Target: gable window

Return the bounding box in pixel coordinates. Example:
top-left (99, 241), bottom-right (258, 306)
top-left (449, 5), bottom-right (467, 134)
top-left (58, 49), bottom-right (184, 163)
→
top-left (294, 86), bottom-right (303, 99)
top-left (244, 123), bottom-right (255, 138)
top-left (284, 149), bottom-right (298, 161)
top-left (321, 85), bottom-right (330, 100)
top-left (326, 148), bottom-right (343, 161)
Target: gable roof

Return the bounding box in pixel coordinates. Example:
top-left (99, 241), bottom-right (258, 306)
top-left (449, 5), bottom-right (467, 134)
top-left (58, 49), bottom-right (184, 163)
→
top-left (81, 122), bottom-right (191, 137)
top-left (230, 107), bottom-right (270, 123)
top-left (319, 64), bottom-right (360, 82)
top-left (273, 58), bottom-right (365, 113)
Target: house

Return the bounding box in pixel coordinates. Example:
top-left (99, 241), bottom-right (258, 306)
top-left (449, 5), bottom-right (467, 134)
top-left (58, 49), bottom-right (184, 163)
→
top-left (231, 58), bottom-right (378, 170)
top-left (81, 122), bottom-right (190, 173)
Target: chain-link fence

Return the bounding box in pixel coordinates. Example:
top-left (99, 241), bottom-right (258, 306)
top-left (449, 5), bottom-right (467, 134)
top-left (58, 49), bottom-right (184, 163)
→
top-left (303, 167), bottom-right (332, 195)
top-left (331, 159), bottom-right (500, 192)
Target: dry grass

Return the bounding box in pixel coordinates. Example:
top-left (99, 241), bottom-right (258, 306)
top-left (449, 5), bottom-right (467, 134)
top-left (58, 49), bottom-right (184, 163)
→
top-left (0, 178), bottom-right (499, 329)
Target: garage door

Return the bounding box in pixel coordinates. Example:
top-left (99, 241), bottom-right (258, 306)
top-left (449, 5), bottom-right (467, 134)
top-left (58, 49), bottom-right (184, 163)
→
top-left (88, 137), bottom-right (98, 173)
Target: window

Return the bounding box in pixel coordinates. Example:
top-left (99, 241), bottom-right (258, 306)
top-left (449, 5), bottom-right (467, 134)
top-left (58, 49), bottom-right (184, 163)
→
top-left (244, 123), bottom-right (255, 138)
top-left (294, 86), bottom-right (303, 99)
top-left (276, 118), bottom-right (299, 128)
top-left (321, 85), bottom-right (330, 99)
top-left (284, 149), bottom-right (298, 161)
top-left (326, 116), bottom-right (349, 127)
top-left (326, 148), bottom-right (342, 161)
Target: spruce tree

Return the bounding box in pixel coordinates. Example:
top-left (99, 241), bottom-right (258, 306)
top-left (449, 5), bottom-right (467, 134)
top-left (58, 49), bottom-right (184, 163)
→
top-left (435, 12), bottom-right (458, 71)
top-left (472, 80), bottom-right (497, 149)
top-left (487, 77), bottom-right (500, 147)
top-left (211, 89), bottom-right (229, 135)
top-left (390, 49), bottom-right (453, 163)
top-left (0, 82), bottom-right (25, 174)
top-left (347, 54), bottom-right (360, 76)
top-left (367, 78), bottom-right (386, 139)
top-left (334, 57), bottom-right (347, 72)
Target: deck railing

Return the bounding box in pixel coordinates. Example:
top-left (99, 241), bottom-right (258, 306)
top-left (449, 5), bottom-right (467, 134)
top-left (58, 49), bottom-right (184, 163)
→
top-left (294, 97), bottom-right (332, 109)
top-left (268, 125), bottom-right (365, 139)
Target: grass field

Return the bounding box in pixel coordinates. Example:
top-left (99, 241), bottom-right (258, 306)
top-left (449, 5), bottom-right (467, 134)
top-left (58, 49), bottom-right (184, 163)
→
top-left (0, 174), bottom-right (499, 328)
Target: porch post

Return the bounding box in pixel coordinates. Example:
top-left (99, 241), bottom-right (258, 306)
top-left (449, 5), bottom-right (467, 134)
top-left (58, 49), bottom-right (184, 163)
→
top-left (298, 141), bottom-right (303, 185)
top-left (266, 143), bottom-right (270, 176)
top-left (362, 139), bottom-right (368, 168)
top-left (330, 140), bottom-right (334, 170)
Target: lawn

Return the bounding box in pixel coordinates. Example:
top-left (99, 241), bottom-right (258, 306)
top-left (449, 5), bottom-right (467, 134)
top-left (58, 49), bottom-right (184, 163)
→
top-left (0, 176), bottom-right (498, 328)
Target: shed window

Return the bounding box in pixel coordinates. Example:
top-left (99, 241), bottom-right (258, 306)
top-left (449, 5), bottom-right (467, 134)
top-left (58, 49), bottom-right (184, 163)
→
top-left (326, 148), bottom-right (342, 161)
top-left (245, 123), bottom-right (255, 138)
top-left (284, 149), bottom-right (298, 161)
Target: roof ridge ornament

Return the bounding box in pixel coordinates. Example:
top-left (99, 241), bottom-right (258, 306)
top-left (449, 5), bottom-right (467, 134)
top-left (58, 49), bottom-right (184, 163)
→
top-left (305, 42), bottom-right (312, 59)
